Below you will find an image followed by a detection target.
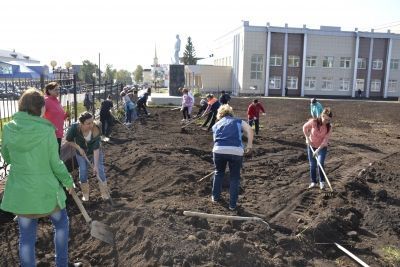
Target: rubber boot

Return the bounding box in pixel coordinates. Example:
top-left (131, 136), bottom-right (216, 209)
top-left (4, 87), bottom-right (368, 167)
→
top-left (80, 182), bottom-right (89, 201)
top-left (98, 181), bottom-right (110, 200)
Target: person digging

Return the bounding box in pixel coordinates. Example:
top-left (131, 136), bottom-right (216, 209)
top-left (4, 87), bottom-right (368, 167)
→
top-left (66, 112), bottom-right (112, 202)
top-left (303, 107), bottom-right (333, 190)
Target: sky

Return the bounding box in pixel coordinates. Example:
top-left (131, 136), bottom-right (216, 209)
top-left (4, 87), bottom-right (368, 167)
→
top-left (2, 0), bottom-right (400, 72)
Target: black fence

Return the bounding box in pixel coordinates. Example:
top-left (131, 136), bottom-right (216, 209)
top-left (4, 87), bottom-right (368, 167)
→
top-left (0, 75), bottom-right (125, 130)
top-left (0, 75), bottom-right (125, 179)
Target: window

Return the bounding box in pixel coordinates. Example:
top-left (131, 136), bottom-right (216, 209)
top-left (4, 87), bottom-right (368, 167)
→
top-left (287, 76), bottom-right (298, 89)
top-left (388, 80), bottom-right (397, 92)
top-left (390, 59), bottom-right (399, 70)
top-left (250, 54), bottom-right (263, 80)
top-left (269, 76), bottom-right (281, 89)
top-left (372, 59), bottom-right (383, 70)
top-left (270, 55), bottom-right (282, 66)
top-left (339, 78), bottom-right (351, 91)
top-left (357, 58), bottom-right (367, 69)
top-left (322, 56), bottom-right (334, 68)
top-left (304, 77), bottom-right (316, 90)
top-left (306, 56), bottom-right (317, 67)
top-left (370, 79), bottom-right (381, 92)
top-left (288, 55), bottom-right (300, 67)
top-left (356, 79), bottom-right (365, 91)
top-left (321, 77), bottom-right (333, 90)
top-left (340, 57), bottom-right (351, 68)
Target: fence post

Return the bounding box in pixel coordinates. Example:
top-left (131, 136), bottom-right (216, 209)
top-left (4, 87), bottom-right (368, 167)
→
top-left (40, 74), bottom-right (45, 90)
top-left (92, 79), bottom-right (95, 115)
top-left (73, 74), bottom-right (78, 122)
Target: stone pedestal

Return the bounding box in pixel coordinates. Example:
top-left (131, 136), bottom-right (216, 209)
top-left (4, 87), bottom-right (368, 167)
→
top-left (169, 64), bottom-right (185, 96)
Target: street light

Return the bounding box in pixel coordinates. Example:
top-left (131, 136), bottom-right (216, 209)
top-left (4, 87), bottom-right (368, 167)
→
top-left (92, 72), bottom-right (97, 113)
top-left (65, 62), bottom-right (72, 80)
top-left (50, 60), bottom-right (57, 80)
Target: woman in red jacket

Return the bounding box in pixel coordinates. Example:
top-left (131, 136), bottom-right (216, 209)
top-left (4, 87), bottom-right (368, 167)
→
top-left (247, 99), bottom-right (265, 135)
top-left (43, 82), bottom-right (69, 154)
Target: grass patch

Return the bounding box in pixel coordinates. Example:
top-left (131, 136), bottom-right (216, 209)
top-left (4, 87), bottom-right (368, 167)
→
top-left (382, 246), bottom-right (400, 265)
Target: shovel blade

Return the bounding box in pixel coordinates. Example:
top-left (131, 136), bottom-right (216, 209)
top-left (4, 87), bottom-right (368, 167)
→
top-left (90, 220), bottom-right (114, 245)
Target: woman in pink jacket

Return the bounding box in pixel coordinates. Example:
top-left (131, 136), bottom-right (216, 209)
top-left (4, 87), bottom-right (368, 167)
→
top-left (44, 82), bottom-right (69, 154)
top-left (181, 88), bottom-right (193, 122)
top-left (303, 107), bottom-right (333, 190)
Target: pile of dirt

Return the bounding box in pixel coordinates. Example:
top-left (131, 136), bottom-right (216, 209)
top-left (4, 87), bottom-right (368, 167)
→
top-left (1, 97), bottom-right (399, 266)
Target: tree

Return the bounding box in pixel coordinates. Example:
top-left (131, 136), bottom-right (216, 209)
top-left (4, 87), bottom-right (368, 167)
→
top-left (116, 69), bottom-right (133, 85)
top-left (78, 60), bottom-right (98, 84)
top-left (183, 36), bottom-right (197, 65)
top-left (133, 65), bottom-right (143, 83)
top-left (104, 64), bottom-right (117, 83)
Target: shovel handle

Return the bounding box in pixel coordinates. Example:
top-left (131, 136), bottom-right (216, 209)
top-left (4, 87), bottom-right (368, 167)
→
top-left (181, 111), bottom-right (209, 129)
top-left (70, 190), bottom-right (92, 224)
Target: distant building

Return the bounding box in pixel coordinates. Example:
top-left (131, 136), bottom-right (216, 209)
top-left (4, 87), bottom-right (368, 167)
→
top-left (0, 49), bottom-right (48, 79)
top-left (196, 21), bottom-right (400, 99)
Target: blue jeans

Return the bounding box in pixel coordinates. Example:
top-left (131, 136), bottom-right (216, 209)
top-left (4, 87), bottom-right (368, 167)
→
top-left (76, 151), bottom-right (107, 183)
top-left (307, 146), bottom-right (327, 183)
top-left (125, 103), bottom-right (132, 123)
top-left (18, 209), bottom-right (69, 267)
top-left (212, 153), bottom-right (243, 209)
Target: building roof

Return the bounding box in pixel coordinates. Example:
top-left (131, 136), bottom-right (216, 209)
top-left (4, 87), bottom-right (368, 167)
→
top-left (0, 49), bottom-right (39, 62)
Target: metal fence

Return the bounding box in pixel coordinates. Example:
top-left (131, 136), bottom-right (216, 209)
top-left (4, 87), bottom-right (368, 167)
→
top-left (0, 75), bottom-right (125, 131)
top-left (0, 75), bottom-right (125, 180)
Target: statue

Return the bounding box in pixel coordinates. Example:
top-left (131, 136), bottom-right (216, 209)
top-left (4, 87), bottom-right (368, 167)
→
top-left (174, 34), bottom-right (181, 64)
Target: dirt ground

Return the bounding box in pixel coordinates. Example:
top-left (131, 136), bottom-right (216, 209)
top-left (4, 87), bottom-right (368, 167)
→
top-left (1, 97), bottom-right (400, 267)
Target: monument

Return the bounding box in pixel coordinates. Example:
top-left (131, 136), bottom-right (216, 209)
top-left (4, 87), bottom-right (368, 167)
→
top-left (169, 34), bottom-right (185, 96)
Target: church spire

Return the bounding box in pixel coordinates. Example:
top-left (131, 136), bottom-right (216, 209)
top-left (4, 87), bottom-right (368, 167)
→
top-left (153, 44), bottom-right (159, 67)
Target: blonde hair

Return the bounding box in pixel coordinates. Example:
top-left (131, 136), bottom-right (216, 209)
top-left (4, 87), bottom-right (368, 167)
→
top-left (217, 104), bottom-right (234, 120)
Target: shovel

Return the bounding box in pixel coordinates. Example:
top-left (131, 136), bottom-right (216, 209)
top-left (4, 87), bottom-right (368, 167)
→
top-left (181, 111), bottom-right (210, 132)
top-left (70, 189), bottom-right (114, 244)
top-left (309, 145), bottom-right (334, 193)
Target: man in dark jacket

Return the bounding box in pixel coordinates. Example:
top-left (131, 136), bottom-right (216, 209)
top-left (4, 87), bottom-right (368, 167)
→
top-left (100, 95), bottom-right (114, 137)
top-left (219, 90), bottom-right (231, 104)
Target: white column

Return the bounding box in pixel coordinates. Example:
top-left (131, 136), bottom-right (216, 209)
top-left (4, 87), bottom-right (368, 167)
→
top-left (264, 29), bottom-right (271, 96)
top-left (352, 34), bottom-right (360, 98)
top-left (366, 38), bottom-right (374, 98)
top-left (282, 32), bottom-right (288, 96)
top-left (384, 38), bottom-right (392, 99)
top-left (301, 32), bottom-right (307, 97)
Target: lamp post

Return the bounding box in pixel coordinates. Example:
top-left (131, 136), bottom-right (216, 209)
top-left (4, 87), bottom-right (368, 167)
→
top-left (50, 60), bottom-right (57, 80)
top-left (92, 72), bottom-right (97, 113)
top-left (65, 62), bottom-right (72, 81)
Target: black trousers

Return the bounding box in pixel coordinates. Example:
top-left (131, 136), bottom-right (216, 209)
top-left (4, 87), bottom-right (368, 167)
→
top-left (249, 118), bottom-right (260, 135)
top-left (57, 138), bottom-right (62, 155)
top-left (182, 107), bottom-right (190, 119)
top-left (202, 110), bottom-right (217, 130)
top-left (100, 115), bottom-right (113, 137)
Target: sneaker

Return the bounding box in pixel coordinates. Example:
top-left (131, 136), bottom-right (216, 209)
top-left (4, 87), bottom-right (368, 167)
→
top-left (181, 119), bottom-right (186, 122)
top-left (308, 182), bottom-right (316, 189)
top-left (211, 196), bottom-right (219, 203)
top-left (229, 206), bottom-right (236, 211)
top-left (320, 182), bottom-right (325, 190)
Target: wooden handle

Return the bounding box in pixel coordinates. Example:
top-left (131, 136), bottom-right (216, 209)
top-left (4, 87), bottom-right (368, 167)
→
top-left (70, 190), bottom-right (92, 224)
top-left (181, 112), bottom-right (209, 128)
top-left (199, 171), bottom-right (214, 182)
top-left (183, 210), bottom-right (263, 222)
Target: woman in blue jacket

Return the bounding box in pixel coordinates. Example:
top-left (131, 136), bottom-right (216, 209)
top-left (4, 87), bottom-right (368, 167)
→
top-left (211, 104), bottom-right (253, 210)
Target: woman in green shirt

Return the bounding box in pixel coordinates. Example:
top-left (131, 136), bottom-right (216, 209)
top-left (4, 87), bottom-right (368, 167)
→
top-left (1, 88), bottom-right (74, 267)
top-left (66, 112), bottom-right (110, 202)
